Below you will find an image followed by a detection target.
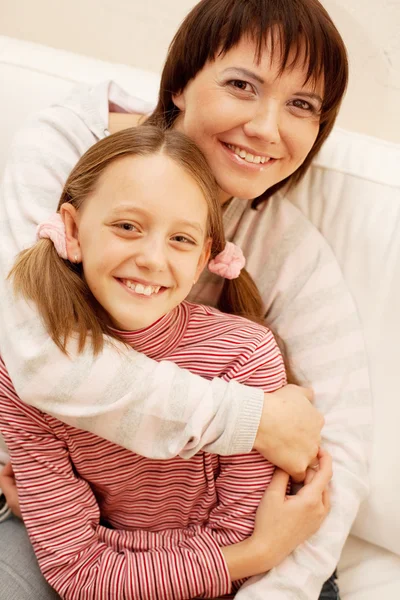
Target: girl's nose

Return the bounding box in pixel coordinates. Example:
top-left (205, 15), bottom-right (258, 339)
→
top-left (134, 238), bottom-right (167, 272)
top-left (243, 103), bottom-right (281, 145)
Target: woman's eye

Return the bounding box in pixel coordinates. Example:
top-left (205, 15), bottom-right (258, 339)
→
top-left (229, 79), bottom-right (253, 93)
top-left (290, 99), bottom-right (320, 114)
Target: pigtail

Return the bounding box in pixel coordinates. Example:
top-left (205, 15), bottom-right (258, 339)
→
top-left (217, 265), bottom-right (298, 383)
top-left (8, 240), bottom-right (109, 355)
top-left (217, 268), bottom-right (264, 324)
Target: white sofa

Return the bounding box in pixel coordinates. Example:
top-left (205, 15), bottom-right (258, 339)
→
top-left (1, 34), bottom-right (400, 599)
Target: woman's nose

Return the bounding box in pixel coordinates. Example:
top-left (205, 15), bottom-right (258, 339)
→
top-left (243, 103), bottom-right (281, 145)
top-left (134, 238), bottom-right (167, 271)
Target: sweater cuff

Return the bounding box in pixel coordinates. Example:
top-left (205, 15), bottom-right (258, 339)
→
top-left (228, 384), bottom-right (264, 455)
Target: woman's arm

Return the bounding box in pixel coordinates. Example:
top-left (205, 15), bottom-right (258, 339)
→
top-left (0, 90), bottom-right (323, 469)
top-left (0, 97), bottom-right (262, 460)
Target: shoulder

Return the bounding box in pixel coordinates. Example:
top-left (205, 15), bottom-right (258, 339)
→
top-left (180, 303), bottom-right (286, 388)
top-left (8, 82), bottom-right (109, 162)
top-left (182, 301), bottom-right (277, 349)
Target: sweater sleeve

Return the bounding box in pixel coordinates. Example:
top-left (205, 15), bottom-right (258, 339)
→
top-left (235, 198), bottom-right (372, 600)
top-left (0, 383), bottom-right (232, 600)
top-left (0, 102), bottom-right (263, 460)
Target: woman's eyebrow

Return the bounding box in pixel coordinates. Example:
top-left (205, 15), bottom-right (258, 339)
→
top-left (296, 91), bottom-right (323, 105)
top-left (221, 67), bottom-right (265, 84)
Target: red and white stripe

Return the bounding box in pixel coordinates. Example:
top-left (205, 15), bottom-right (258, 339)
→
top-left (0, 301), bottom-right (286, 599)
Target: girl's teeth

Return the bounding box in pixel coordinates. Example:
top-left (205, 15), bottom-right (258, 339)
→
top-left (123, 280), bottom-right (161, 296)
top-left (227, 144), bottom-right (270, 165)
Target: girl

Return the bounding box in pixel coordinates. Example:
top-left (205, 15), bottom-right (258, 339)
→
top-left (0, 0), bottom-right (370, 598)
top-left (0, 126), bottom-right (331, 599)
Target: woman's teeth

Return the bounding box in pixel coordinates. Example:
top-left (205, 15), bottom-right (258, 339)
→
top-left (226, 144), bottom-right (270, 164)
top-left (123, 280), bottom-right (161, 296)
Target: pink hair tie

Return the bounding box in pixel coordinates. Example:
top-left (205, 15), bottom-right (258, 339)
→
top-left (36, 213), bottom-right (68, 260)
top-left (208, 241), bottom-right (246, 279)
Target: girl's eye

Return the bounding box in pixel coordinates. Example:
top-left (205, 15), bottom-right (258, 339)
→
top-left (171, 235), bottom-right (195, 245)
top-left (115, 222), bottom-right (138, 232)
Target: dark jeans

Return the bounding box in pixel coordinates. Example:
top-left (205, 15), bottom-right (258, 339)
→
top-left (319, 571), bottom-right (340, 600)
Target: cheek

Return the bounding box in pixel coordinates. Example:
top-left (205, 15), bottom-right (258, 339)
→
top-left (288, 123), bottom-right (319, 162)
top-left (81, 231), bottom-right (123, 276)
top-left (175, 252), bottom-right (204, 285)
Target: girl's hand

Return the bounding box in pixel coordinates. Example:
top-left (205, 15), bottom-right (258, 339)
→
top-left (251, 448), bottom-right (332, 571)
top-left (0, 462), bottom-right (22, 519)
top-left (254, 384), bottom-right (324, 482)
top-left (221, 449), bottom-right (332, 581)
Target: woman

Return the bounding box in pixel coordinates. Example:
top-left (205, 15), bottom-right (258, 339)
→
top-left (0, 0), bottom-right (370, 598)
top-left (1, 125), bottom-right (332, 599)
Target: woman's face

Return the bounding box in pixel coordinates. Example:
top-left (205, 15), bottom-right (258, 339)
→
top-left (62, 154), bottom-right (211, 331)
top-left (173, 35), bottom-right (323, 204)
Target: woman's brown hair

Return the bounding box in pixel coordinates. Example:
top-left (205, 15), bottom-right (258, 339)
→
top-left (9, 126), bottom-right (264, 355)
top-left (146, 0), bottom-right (348, 207)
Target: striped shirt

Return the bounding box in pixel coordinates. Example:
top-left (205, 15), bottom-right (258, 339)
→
top-left (0, 301), bottom-right (287, 599)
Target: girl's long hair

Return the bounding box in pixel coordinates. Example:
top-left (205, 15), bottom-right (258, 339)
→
top-left (9, 126), bottom-right (264, 355)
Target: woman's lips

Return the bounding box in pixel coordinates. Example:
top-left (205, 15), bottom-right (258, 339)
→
top-left (221, 141), bottom-right (277, 171)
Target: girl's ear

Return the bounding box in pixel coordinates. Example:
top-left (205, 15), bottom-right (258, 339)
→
top-left (194, 238), bottom-right (212, 284)
top-left (60, 203), bottom-right (82, 264)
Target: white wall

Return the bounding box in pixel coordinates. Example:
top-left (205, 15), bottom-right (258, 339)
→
top-left (0, 0), bottom-right (399, 142)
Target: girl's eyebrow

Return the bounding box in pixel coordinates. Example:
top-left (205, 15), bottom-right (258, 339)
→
top-left (108, 205), bottom-right (204, 235)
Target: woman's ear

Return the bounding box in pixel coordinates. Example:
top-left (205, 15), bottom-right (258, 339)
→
top-left (60, 203), bottom-right (82, 264)
top-left (194, 238), bottom-right (212, 284)
top-left (172, 90), bottom-right (186, 111)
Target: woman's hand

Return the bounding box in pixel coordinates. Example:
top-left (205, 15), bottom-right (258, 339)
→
top-left (0, 462), bottom-right (22, 519)
top-left (254, 384), bottom-right (324, 482)
top-left (221, 448), bottom-right (332, 581)
top-left (251, 448), bottom-right (331, 568)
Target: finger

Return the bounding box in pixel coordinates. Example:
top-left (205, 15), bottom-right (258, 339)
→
top-left (299, 451), bottom-right (332, 495)
top-left (0, 462), bottom-right (13, 477)
top-left (308, 455), bottom-right (320, 470)
top-left (322, 488), bottom-right (331, 512)
top-left (0, 469), bottom-right (17, 494)
top-left (291, 469), bottom-right (307, 484)
top-left (304, 467), bottom-right (316, 485)
top-left (267, 468), bottom-right (291, 494)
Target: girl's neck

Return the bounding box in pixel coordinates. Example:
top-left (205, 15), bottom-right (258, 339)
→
top-left (110, 304), bottom-right (189, 359)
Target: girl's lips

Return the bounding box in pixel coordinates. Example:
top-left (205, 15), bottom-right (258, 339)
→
top-left (220, 141), bottom-right (276, 171)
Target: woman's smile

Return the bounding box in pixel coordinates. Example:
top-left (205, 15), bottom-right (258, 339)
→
top-left (173, 35), bottom-right (323, 203)
top-left (221, 141), bottom-right (278, 171)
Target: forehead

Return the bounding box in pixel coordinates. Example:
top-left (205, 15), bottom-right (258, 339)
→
top-left (213, 30), bottom-right (324, 90)
top-left (86, 154), bottom-right (209, 223)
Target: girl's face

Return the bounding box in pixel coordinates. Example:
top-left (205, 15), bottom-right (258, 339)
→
top-left (173, 35), bottom-right (323, 204)
top-left (62, 154), bottom-right (211, 331)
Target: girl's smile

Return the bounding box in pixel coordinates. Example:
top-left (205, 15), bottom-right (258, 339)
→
top-left (62, 153), bottom-right (211, 331)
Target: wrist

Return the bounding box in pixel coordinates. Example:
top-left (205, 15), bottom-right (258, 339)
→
top-left (221, 535), bottom-right (274, 581)
top-left (253, 394), bottom-right (271, 455)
